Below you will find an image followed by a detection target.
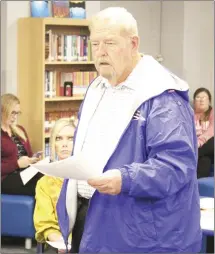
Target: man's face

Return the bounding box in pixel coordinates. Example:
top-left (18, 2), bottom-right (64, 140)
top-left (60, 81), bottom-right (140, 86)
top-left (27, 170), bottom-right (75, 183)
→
top-left (90, 22), bottom-right (136, 85)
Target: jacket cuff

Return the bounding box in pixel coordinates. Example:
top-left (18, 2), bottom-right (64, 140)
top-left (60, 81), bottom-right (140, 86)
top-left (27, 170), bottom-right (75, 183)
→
top-left (120, 167), bottom-right (131, 193)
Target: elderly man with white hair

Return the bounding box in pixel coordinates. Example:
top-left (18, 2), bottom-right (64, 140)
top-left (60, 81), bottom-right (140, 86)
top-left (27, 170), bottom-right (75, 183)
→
top-left (57, 7), bottom-right (202, 253)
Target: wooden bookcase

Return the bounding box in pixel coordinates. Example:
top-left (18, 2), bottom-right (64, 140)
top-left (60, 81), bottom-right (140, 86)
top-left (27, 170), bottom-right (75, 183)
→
top-left (17, 18), bottom-right (95, 154)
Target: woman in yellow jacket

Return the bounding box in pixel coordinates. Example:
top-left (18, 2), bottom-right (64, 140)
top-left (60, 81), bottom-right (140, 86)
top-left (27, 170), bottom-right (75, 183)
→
top-left (33, 118), bottom-right (76, 250)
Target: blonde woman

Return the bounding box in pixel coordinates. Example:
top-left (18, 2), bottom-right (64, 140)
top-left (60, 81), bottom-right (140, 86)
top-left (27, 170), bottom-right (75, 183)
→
top-left (33, 118), bottom-right (76, 251)
top-left (1, 93), bottom-right (42, 196)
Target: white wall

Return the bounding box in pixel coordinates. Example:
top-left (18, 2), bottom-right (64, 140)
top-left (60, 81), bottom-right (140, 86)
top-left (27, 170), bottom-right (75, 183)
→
top-left (183, 1), bottom-right (214, 99)
top-left (2, 1), bottom-right (29, 95)
top-left (1, 1), bottom-right (8, 94)
top-left (86, 1), bottom-right (100, 19)
top-left (2, 1), bottom-right (214, 101)
top-left (161, 1), bottom-right (184, 78)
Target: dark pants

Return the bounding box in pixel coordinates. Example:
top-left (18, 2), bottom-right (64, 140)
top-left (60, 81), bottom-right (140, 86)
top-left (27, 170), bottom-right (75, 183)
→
top-left (197, 137), bottom-right (214, 179)
top-left (71, 197), bottom-right (89, 253)
top-left (1, 170), bottom-right (43, 196)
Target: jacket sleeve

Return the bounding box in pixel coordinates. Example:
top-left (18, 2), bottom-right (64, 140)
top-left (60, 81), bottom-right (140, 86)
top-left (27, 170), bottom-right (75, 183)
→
top-left (1, 159), bottom-right (19, 176)
top-left (120, 94), bottom-right (197, 199)
top-left (34, 180), bottom-right (62, 242)
top-left (198, 109), bottom-right (214, 147)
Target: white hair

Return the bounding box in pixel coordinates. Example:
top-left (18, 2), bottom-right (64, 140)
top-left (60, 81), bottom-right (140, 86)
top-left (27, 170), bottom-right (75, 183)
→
top-left (89, 7), bottom-right (138, 36)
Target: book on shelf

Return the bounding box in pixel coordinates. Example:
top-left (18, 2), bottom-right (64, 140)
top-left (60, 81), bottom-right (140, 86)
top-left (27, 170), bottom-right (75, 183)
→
top-left (52, 0), bottom-right (70, 18)
top-left (45, 30), bottom-right (92, 62)
top-left (45, 110), bottom-right (78, 136)
top-left (30, 0), bottom-right (50, 17)
top-left (45, 71), bottom-right (97, 98)
top-left (44, 143), bottom-right (59, 159)
top-left (69, 1), bottom-right (86, 19)
top-left (45, 142), bottom-right (50, 157)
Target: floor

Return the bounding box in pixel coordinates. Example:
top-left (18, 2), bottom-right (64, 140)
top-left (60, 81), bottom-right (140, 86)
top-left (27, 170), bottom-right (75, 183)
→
top-left (1, 237), bottom-right (36, 254)
top-left (1, 235), bottom-right (214, 253)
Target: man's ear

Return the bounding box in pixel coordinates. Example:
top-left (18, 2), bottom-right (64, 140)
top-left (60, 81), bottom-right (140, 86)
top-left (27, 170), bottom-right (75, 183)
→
top-left (130, 35), bottom-right (139, 54)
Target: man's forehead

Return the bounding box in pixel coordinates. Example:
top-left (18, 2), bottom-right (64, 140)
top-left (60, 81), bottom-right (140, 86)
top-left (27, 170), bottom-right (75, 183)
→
top-left (90, 22), bottom-right (122, 37)
top-left (90, 27), bottom-right (123, 40)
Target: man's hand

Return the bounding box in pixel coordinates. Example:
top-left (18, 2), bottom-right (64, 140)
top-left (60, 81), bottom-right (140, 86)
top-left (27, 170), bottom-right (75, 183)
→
top-left (87, 169), bottom-right (122, 195)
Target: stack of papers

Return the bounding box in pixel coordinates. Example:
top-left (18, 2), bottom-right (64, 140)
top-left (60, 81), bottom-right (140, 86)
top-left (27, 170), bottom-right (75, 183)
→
top-left (46, 241), bottom-right (71, 250)
top-left (32, 153), bottom-right (102, 180)
top-left (20, 157), bottom-right (50, 185)
top-left (200, 197), bottom-right (214, 231)
top-left (200, 197), bottom-right (214, 210)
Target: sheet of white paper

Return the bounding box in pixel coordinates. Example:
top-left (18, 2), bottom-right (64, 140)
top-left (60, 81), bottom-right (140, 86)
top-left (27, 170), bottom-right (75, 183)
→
top-left (32, 153), bottom-right (101, 180)
top-left (201, 210), bottom-right (214, 231)
top-left (20, 157), bottom-right (50, 185)
top-left (20, 166), bottom-right (38, 185)
top-left (200, 197), bottom-right (214, 210)
top-left (46, 241), bottom-right (71, 250)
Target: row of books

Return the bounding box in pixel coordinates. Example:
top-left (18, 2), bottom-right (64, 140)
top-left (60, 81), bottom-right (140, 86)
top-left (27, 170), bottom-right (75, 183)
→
top-left (45, 71), bottom-right (98, 97)
top-left (45, 32), bottom-right (92, 62)
top-left (45, 110), bottom-right (78, 133)
top-left (31, 1), bottom-right (86, 19)
top-left (44, 142), bottom-right (50, 157)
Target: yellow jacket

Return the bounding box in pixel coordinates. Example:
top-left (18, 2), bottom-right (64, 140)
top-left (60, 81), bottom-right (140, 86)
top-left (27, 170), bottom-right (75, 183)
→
top-left (34, 175), bottom-right (71, 242)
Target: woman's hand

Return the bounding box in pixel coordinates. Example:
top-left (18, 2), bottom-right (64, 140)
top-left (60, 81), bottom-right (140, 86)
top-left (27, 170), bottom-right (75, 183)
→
top-left (29, 156), bottom-right (40, 164)
top-left (17, 156), bottom-right (41, 168)
top-left (48, 232), bottom-right (63, 242)
top-left (47, 233), bottom-right (67, 253)
top-left (17, 156), bottom-right (33, 168)
top-left (58, 249), bottom-right (67, 253)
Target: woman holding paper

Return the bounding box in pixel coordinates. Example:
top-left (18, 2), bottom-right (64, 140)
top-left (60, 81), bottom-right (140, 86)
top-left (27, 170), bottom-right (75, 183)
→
top-left (1, 93), bottom-right (42, 196)
top-left (33, 118), bottom-right (76, 252)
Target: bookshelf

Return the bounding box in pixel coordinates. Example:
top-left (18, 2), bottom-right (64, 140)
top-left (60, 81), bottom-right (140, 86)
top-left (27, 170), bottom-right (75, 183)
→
top-left (45, 61), bottom-right (94, 65)
top-left (17, 18), bottom-right (96, 155)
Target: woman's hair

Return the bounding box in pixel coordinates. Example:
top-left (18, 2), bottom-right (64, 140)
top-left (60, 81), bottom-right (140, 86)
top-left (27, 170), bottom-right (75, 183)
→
top-left (49, 117), bottom-right (76, 162)
top-left (1, 93), bottom-right (27, 141)
top-left (193, 87), bottom-right (212, 121)
top-left (89, 7), bottom-right (138, 37)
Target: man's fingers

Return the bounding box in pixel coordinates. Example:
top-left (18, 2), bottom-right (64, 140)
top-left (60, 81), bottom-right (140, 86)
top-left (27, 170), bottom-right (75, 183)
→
top-left (88, 178), bottom-right (110, 186)
top-left (97, 185), bottom-right (110, 192)
top-left (97, 188), bottom-right (117, 195)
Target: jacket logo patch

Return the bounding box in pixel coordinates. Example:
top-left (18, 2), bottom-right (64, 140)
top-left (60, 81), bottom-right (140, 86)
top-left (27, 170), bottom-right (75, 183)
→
top-left (132, 110), bottom-right (146, 121)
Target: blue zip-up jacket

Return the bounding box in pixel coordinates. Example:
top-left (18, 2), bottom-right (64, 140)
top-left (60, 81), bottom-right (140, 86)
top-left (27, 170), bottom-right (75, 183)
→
top-left (57, 90), bottom-right (202, 253)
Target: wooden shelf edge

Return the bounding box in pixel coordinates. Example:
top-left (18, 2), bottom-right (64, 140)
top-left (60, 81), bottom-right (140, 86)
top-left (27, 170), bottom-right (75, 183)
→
top-left (44, 133), bottom-right (50, 139)
top-left (19, 17), bottom-right (90, 27)
top-left (45, 61), bottom-right (94, 65)
top-left (43, 18), bottom-right (90, 26)
top-left (45, 96), bottom-right (84, 102)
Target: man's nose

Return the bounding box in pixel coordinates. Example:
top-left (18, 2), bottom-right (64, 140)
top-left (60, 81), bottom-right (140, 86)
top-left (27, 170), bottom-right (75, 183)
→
top-left (97, 43), bottom-right (107, 57)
